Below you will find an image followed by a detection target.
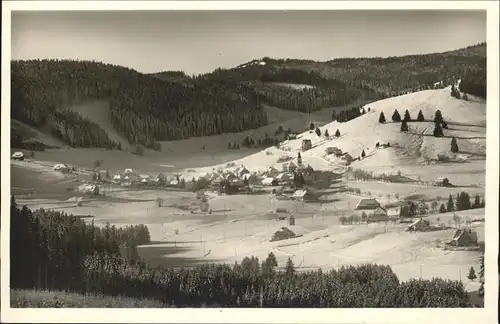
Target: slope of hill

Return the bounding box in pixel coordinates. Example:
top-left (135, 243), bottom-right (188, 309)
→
top-left (186, 85), bottom-right (486, 185)
top-left (11, 43), bottom-right (486, 151)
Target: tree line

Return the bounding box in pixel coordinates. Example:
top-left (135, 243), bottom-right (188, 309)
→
top-left (10, 198), bottom-right (480, 307)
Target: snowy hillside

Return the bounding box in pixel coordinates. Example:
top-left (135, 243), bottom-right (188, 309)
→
top-left (186, 86), bottom-right (486, 180)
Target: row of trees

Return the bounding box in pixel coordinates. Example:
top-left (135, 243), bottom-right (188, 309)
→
top-left (10, 198), bottom-right (478, 307)
top-left (440, 192), bottom-right (485, 214)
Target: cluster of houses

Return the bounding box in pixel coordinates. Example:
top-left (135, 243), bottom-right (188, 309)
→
top-left (324, 147), bottom-right (354, 165)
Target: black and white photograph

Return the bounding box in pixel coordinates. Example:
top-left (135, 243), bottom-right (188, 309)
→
top-left (1, 1), bottom-right (498, 323)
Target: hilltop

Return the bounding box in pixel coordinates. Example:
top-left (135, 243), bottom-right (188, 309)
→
top-left (11, 43), bottom-right (486, 153)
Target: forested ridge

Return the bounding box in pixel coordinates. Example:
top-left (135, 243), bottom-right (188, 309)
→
top-left (11, 60), bottom-right (268, 150)
top-left (10, 198), bottom-right (481, 308)
top-left (11, 43), bottom-right (486, 150)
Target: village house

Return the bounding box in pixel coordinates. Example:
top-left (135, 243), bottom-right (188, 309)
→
top-left (287, 133), bottom-right (298, 140)
top-left (407, 218), bottom-right (430, 231)
top-left (275, 172), bottom-right (293, 185)
top-left (325, 147), bottom-right (342, 157)
top-left (124, 168), bottom-right (134, 174)
top-left (11, 151), bottom-right (24, 161)
top-left (270, 226), bottom-right (303, 242)
top-left (446, 229), bottom-right (478, 247)
top-left (235, 165), bottom-right (251, 179)
top-left (292, 187), bottom-right (318, 202)
top-left (366, 207), bottom-right (389, 223)
top-left (265, 166), bottom-right (280, 178)
top-left (261, 177), bottom-right (277, 186)
top-left (434, 176), bottom-right (450, 187)
top-left (301, 139), bottom-right (312, 151)
top-left (355, 198), bottom-right (380, 210)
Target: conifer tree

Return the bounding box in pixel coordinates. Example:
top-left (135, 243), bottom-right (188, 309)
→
top-left (400, 120), bottom-right (409, 132)
top-left (434, 110), bottom-right (443, 124)
top-left (447, 194), bottom-right (454, 212)
top-left (310, 122), bottom-right (315, 130)
top-left (324, 129), bottom-right (329, 137)
top-left (315, 127), bottom-right (321, 136)
top-left (379, 112), bottom-right (386, 123)
top-left (361, 149), bottom-right (366, 158)
top-left (285, 257), bottom-right (295, 276)
top-left (403, 109), bottom-right (411, 122)
top-left (417, 110), bottom-right (425, 122)
top-left (335, 129), bottom-right (340, 137)
top-left (392, 109), bottom-right (401, 122)
top-left (467, 267), bottom-right (477, 281)
top-left (433, 123), bottom-right (444, 137)
top-left (451, 137), bottom-right (459, 153)
top-left (439, 204), bottom-right (447, 213)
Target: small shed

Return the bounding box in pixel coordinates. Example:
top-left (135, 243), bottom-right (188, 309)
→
top-left (407, 218), bottom-right (430, 231)
top-left (12, 151), bottom-right (25, 161)
top-left (301, 139), bottom-right (312, 151)
top-left (271, 227), bottom-right (298, 242)
top-left (434, 176), bottom-right (450, 187)
top-left (53, 163), bottom-right (70, 173)
top-left (292, 188), bottom-right (318, 202)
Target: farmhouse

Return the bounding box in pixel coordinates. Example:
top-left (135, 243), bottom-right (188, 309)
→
top-left (275, 172), bottom-right (293, 184)
top-left (235, 165), bottom-right (250, 178)
top-left (407, 218), bottom-right (430, 231)
top-left (11, 151), bottom-right (25, 161)
top-left (447, 229), bottom-right (478, 247)
top-left (325, 147), bottom-right (342, 156)
top-left (341, 153), bottom-right (354, 164)
top-left (434, 176), bottom-right (450, 187)
top-left (124, 168), bottom-right (134, 174)
top-left (367, 207), bottom-right (389, 223)
top-left (287, 133), bottom-right (297, 140)
top-left (85, 184), bottom-right (100, 196)
top-left (292, 188), bottom-right (318, 202)
top-left (112, 174), bottom-right (122, 182)
top-left (53, 163), bottom-right (70, 173)
top-left (261, 177), bottom-right (277, 186)
top-left (355, 198), bottom-right (380, 210)
top-left (301, 139), bottom-right (312, 151)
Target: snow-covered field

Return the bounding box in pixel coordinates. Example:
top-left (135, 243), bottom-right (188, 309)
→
top-left (10, 86), bottom-right (487, 290)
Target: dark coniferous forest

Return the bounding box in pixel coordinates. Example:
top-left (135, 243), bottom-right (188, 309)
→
top-left (10, 198), bottom-right (478, 307)
top-left (11, 43), bottom-right (486, 150)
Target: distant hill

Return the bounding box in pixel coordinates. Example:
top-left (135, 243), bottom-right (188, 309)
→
top-left (11, 43), bottom-right (486, 150)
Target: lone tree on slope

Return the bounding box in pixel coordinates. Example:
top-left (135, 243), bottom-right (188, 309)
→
top-left (400, 120), bottom-right (409, 132)
top-left (324, 129), bottom-right (330, 137)
top-left (379, 112), bottom-right (386, 123)
top-left (285, 257), bottom-right (295, 276)
top-left (315, 127), bottom-right (321, 136)
top-left (434, 110), bottom-right (443, 124)
top-left (467, 266), bottom-right (477, 281)
top-left (361, 149), bottom-right (366, 158)
top-left (451, 137), bottom-right (459, 153)
top-left (335, 129), bottom-right (340, 137)
top-left (392, 109), bottom-right (402, 122)
top-left (309, 122), bottom-right (315, 130)
top-left (403, 109), bottom-right (411, 122)
top-left (433, 122), bottom-right (444, 137)
top-left (297, 152), bottom-right (302, 165)
top-left (417, 110), bottom-right (425, 122)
